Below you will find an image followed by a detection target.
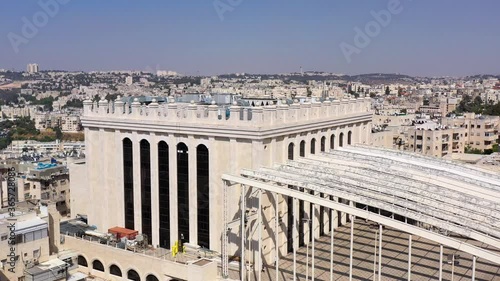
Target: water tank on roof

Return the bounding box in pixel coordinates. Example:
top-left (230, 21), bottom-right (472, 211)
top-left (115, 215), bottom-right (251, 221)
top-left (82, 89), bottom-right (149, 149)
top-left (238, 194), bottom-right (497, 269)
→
top-left (136, 234), bottom-right (143, 242)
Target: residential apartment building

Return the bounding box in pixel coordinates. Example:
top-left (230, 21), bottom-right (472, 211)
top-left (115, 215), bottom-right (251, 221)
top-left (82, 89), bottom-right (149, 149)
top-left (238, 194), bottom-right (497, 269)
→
top-left (404, 122), bottom-right (466, 157)
top-left (371, 128), bottom-right (395, 149)
top-left (17, 164), bottom-right (70, 216)
top-left (0, 203), bottom-right (74, 281)
top-left (4, 140), bottom-right (84, 157)
top-left (26, 64), bottom-right (39, 74)
top-left (34, 113), bottom-right (81, 132)
top-left (0, 106), bottom-right (37, 119)
top-left (0, 161), bottom-right (70, 217)
top-left (0, 210), bottom-right (50, 281)
top-left (442, 113), bottom-right (500, 152)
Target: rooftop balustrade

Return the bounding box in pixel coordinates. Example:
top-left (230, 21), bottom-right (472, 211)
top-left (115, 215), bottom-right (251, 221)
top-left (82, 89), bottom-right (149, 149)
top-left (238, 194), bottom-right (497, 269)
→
top-left (82, 95), bottom-right (372, 128)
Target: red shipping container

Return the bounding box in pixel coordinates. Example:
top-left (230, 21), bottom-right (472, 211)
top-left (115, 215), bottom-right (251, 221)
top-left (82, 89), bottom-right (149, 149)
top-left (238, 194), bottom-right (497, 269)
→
top-left (108, 227), bottom-right (138, 240)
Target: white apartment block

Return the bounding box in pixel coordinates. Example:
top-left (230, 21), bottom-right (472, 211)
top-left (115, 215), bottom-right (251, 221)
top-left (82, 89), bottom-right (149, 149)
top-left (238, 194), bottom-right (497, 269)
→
top-left (34, 114), bottom-right (81, 132)
top-left (5, 140), bottom-right (84, 156)
top-left (0, 106), bottom-right (37, 119)
top-left (26, 64), bottom-right (39, 74)
top-left (125, 76), bottom-right (133, 85)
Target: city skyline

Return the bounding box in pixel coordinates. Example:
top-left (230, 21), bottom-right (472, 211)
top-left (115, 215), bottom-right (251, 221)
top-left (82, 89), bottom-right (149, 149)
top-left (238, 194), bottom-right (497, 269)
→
top-left (1, 0), bottom-right (499, 76)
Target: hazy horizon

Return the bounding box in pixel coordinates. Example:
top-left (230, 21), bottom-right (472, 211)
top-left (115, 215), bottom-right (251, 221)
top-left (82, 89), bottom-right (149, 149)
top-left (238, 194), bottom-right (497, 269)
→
top-left (1, 0), bottom-right (499, 76)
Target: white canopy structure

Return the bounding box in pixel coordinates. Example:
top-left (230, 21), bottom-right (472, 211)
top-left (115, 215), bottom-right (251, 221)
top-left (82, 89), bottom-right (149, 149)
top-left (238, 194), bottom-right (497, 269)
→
top-left (222, 146), bottom-right (500, 280)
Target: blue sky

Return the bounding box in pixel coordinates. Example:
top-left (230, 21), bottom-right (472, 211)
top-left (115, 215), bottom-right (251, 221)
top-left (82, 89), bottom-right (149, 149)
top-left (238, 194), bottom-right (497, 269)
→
top-left (1, 0), bottom-right (499, 76)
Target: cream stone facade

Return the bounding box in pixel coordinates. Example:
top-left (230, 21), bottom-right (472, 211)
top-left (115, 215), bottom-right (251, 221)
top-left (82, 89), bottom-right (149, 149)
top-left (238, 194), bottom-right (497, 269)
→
top-left (404, 126), bottom-right (467, 157)
top-left (78, 95), bottom-right (372, 276)
top-left (442, 113), bottom-right (500, 152)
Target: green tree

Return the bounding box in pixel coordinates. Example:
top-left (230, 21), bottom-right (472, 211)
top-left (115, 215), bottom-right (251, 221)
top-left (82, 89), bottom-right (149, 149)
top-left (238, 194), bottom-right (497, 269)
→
top-left (63, 99), bottom-right (83, 108)
top-left (54, 126), bottom-right (63, 140)
top-left (385, 86), bottom-right (390, 95)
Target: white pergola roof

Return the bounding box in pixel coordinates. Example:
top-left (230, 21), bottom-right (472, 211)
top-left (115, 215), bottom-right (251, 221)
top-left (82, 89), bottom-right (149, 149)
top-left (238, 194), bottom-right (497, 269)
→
top-left (230, 145), bottom-right (500, 264)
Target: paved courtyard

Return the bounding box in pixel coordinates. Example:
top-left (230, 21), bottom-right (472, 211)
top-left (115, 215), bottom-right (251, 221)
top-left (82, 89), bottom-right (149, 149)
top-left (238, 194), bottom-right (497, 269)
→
top-left (228, 219), bottom-right (500, 281)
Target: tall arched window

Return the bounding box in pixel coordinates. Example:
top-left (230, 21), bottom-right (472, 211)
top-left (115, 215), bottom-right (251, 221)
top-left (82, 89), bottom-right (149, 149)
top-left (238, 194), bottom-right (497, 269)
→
top-left (197, 144), bottom-right (210, 249)
top-left (288, 143), bottom-right (294, 160)
top-left (177, 143), bottom-right (189, 243)
top-left (92, 260), bottom-right (104, 272)
top-left (109, 265), bottom-right (122, 277)
top-left (310, 138), bottom-right (316, 154)
top-left (140, 139), bottom-right (152, 243)
top-left (339, 132), bottom-right (344, 147)
top-left (158, 141), bottom-right (170, 249)
top-left (300, 141), bottom-right (306, 157)
top-left (287, 142), bottom-right (295, 254)
top-left (77, 256), bottom-right (87, 267)
top-left (330, 134), bottom-right (335, 150)
top-left (321, 137), bottom-right (326, 152)
top-left (123, 138), bottom-right (134, 230)
top-left (348, 131), bottom-right (352, 145)
top-left (128, 269), bottom-right (141, 281)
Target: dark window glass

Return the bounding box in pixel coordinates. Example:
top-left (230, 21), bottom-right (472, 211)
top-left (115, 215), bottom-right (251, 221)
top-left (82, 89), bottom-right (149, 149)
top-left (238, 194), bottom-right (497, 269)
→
top-left (330, 134), bottom-right (335, 149)
top-left (92, 260), bottom-right (104, 272)
top-left (140, 140), bottom-right (152, 244)
top-left (158, 141), bottom-right (170, 249)
top-left (77, 256), bottom-right (87, 267)
top-left (177, 143), bottom-right (190, 243)
top-left (197, 145), bottom-right (210, 249)
top-left (348, 131), bottom-right (352, 145)
top-left (321, 137), bottom-right (326, 152)
top-left (339, 133), bottom-right (344, 147)
top-left (128, 269), bottom-right (140, 281)
top-left (109, 265), bottom-right (122, 276)
top-left (123, 138), bottom-right (134, 230)
top-left (310, 138), bottom-right (316, 154)
top-left (146, 275), bottom-right (159, 281)
top-left (300, 141), bottom-right (305, 157)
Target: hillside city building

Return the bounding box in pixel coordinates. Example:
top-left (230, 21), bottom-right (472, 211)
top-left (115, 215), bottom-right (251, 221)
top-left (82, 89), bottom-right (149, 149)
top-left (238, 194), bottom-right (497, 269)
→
top-left (26, 64), bottom-right (39, 74)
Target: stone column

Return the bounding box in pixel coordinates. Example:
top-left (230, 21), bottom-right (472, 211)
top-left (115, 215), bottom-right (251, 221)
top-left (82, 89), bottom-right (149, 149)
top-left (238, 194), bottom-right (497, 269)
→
top-left (132, 132), bottom-right (142, 233)
top-left (188, 136), bottom-right (198, 245)
top-left (115, 130), bottom-right (125, 228)
top-left (150, 134), bottom-right (159, 247)
top-left (169, 135), bottom-right (178, 245)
